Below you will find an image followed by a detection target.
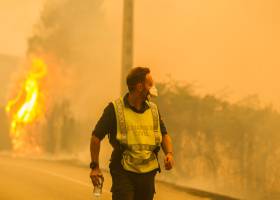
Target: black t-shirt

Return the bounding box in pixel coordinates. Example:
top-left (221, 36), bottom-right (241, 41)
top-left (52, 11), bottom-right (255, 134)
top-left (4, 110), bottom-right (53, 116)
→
top-left (92, 93), bottom-right (168, 170)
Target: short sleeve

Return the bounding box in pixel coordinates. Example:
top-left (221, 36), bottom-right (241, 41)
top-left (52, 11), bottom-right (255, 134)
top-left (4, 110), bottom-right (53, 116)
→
top-left (92, 103), bottom-right (115, 140)
top-left (159, 111), bottom-right (168, 135)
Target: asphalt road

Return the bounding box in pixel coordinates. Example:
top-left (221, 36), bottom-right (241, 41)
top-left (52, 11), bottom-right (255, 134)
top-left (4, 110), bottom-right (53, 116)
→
top-left (0, 155), bottom-right (211, 200)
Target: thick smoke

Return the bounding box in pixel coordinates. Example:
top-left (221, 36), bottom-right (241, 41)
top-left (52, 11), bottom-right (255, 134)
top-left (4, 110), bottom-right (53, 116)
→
top-left (20, 0), bottom-right (120, 159)
top-left (5, 1), bottom-right (278, 199)
top-left (155, 81), bottom-right (280, 199)
top-left (28, 0), bottom-right (121, 121)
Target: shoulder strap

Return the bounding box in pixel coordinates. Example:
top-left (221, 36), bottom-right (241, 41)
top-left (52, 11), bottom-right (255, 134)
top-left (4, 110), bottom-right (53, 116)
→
top-left (114, 98), bottom-right (128, 145)
top-left (149, 102), bottom-right (161, 146)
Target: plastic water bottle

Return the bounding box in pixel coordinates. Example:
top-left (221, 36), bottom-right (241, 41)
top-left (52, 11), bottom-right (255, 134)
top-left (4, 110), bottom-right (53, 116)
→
top-left (93, 176), bottom-right (104, 199)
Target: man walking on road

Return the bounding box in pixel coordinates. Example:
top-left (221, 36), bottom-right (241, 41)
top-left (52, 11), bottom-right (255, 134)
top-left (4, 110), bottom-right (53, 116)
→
top-left (90, 67), bottom-right (174, 200)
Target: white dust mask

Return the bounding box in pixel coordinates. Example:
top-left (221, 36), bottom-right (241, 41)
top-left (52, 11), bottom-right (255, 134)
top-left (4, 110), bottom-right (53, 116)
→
top-left (149, 86), bottom-right (158, 97)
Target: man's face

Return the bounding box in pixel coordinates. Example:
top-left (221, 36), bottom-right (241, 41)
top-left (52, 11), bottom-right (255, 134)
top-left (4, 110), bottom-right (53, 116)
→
top-left (144, 73), bottom-right (154, 91)
top-left (139, 73), bottom-right (154, 100)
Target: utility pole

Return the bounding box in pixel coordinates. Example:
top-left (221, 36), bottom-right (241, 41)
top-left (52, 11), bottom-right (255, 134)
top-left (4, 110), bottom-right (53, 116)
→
top-left (121, 0), bottom-right (134, 95)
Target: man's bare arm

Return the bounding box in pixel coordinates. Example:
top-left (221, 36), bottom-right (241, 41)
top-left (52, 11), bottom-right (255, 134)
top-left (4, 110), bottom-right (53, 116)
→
top-left (90, 134), bottom-right (101, 166)
top-left (161, 134), bottom-right (173, 155)
top-left (90, 134), bottom-right (103, 186)
top-left (161, 133), bottom-right (174, 170)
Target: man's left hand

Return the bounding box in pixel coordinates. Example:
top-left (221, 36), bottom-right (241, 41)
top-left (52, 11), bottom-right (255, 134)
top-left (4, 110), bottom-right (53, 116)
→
top-left (164, 153), bottom-right (174, 170)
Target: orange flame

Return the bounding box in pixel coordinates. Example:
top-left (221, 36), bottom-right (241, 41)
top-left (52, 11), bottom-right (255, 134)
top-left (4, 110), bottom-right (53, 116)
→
top-left (5, 57), bottom-right (47, 154)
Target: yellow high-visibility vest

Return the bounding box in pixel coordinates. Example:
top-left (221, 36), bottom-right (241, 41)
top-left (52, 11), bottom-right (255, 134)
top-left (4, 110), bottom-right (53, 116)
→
top-left (113, 98), bottom-right (162, 173)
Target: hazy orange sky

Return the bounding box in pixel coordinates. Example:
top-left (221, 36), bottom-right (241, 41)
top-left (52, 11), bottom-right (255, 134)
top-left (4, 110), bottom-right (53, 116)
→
top-left (1, 0), bottom-right (280, 109)
top-left (0, 0), bottom-right (44, 56)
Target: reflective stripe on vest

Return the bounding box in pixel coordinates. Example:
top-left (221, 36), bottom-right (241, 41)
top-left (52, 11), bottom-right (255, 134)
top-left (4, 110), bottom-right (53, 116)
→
top-left (113, 98), bottom-right (162, 173)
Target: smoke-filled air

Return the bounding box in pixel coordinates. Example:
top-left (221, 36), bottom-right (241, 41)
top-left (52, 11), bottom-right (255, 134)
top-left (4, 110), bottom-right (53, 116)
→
top-left (0, 0), bottom-right (279, 200)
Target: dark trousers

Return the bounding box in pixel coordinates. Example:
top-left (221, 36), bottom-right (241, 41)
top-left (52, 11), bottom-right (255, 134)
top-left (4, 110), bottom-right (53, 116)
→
top-left (110, 166), bottom-right (157, 200)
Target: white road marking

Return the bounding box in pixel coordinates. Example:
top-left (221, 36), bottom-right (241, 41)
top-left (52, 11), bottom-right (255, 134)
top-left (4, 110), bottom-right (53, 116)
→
top-left (1, 160), bottom-right (111, 195)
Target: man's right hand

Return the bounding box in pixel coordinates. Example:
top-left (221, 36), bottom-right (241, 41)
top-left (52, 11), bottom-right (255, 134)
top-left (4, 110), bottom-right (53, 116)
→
top-left (90, 168), bottom-right (104, 187)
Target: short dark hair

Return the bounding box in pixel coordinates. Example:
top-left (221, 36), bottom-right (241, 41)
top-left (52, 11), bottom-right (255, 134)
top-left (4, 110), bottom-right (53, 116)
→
top-left (126, 67), bottom-right (150, 92)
